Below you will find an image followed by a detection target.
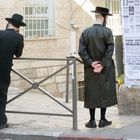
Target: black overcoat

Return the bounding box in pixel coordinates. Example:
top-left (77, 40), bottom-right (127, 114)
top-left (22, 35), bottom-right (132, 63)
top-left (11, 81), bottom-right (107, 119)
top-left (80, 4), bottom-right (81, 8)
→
top-left (78, 24), bottom-right (117, 108)
top-left (0, 29), bottom-right (24, 84)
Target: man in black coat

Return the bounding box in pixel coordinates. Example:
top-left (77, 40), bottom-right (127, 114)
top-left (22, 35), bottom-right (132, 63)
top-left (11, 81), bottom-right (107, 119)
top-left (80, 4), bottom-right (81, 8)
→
top-left (0, 14), bottom-right (26, 129)
top-left (78, 7), bottom-right (117, 128)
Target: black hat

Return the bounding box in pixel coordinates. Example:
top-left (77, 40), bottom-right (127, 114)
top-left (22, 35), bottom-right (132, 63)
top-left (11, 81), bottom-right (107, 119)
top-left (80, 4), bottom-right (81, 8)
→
top-left (91, 6), bottom-right (112, 16)
top-left (5, 13), bottom-right (26, 28)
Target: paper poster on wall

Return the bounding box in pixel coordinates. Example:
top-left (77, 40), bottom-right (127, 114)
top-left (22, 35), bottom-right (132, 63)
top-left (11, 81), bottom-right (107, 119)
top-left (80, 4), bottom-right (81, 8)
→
top-left (121, 0), bottom-right (140, 86)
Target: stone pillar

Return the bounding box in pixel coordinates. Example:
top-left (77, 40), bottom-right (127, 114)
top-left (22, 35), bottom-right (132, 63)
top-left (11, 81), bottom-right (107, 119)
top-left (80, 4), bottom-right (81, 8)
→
top-left (118, 85), bottom-right (140, 115)
top-left (115, 36), bottom-right (140, 116)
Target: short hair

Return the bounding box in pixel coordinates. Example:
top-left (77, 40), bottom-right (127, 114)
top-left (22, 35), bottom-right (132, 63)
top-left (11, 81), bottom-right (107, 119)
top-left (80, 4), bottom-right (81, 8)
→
top-left (95, 13), bottom-right (107, 19)
top-left (95, 13), bottom-right (102, 18)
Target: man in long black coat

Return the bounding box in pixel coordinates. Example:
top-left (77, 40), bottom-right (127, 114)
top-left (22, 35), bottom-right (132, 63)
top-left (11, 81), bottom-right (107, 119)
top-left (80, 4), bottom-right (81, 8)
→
top-left (78, 7), bottom-right (117, 128)
top-left (0, 14), bottom-right (26, 129)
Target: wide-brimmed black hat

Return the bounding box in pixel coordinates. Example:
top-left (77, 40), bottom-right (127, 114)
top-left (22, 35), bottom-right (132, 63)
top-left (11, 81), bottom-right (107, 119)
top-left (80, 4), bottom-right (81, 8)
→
top-left (91, 6), bottom-right (112, 16)
top-left (5, 13), bottom-right (26, 28)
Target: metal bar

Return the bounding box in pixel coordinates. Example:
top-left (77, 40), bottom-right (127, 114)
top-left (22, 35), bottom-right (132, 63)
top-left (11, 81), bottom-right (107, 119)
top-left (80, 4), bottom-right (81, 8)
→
top-left (13, 57), bottom-right (75, 61)
top-left (6, 111), bottom-right (73, 117)
top-left (72, 58), bottom-right (78, 130)
top-left (65, 58), bottom-right (70, 103)
top-left (75, 58), bottom-right (83, 64)
top-left (9, 57), bottom-right (79, 130)
top-left (67, 56), bottom-right (83, 64)
top-left (37, 86), bottom-right (73, 113)
top-left (38, 61), bottom-right (73, 84)
top-left (7, 87), bottom-right (33, 104)
top-left (12, 69), bottom-right (33, 85)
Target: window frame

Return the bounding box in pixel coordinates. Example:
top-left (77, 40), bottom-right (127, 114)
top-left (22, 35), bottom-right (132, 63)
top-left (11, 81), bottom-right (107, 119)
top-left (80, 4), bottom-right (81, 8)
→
top-left (23, 0), bottom-right (55, 40)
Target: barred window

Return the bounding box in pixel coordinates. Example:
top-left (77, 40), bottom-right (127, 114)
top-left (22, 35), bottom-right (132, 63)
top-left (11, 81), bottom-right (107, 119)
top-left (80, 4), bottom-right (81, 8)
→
top-left (23, 0), bottom-right (55, 39)
top-left (102, 0), bottom-right (122, 35)
top-left (104, 0), bottom-right (120, 14)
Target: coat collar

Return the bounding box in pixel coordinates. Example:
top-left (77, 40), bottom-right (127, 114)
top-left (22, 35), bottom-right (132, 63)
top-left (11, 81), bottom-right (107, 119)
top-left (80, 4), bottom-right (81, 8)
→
top-left (6, 28), bottom-right (16, 32)
top-left (93, 24), bottom-right (103, 26)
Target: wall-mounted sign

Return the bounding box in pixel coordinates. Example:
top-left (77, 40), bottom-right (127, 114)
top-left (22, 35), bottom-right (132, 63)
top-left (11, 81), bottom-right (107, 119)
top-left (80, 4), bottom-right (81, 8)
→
top-left (121, 0), bottom-right (140, 86)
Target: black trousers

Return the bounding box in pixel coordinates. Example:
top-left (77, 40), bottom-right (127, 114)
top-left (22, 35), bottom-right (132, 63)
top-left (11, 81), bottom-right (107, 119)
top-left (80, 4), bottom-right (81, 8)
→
top-left (0, 82), bottom-right (9, 124)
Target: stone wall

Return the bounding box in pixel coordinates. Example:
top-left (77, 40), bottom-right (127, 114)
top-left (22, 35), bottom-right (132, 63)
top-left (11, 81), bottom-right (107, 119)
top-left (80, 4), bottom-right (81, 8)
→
top-left (118, 85), bottom-right (140, 115)
top-left (0, 0), bottom-right (94, 97)
top-left (11, 60), bottom-right (69, 97)
top-left (11, 59), bottom-right (84, 98)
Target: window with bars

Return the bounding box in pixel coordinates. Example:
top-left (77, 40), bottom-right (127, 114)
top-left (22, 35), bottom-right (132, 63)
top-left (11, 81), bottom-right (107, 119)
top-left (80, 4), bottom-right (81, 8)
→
top-left (23, 0), bottom-right (55, 39)
top-left (104, 0), bottom-right (120, 14)
top-left (101, 0), bottom-right (122, 35)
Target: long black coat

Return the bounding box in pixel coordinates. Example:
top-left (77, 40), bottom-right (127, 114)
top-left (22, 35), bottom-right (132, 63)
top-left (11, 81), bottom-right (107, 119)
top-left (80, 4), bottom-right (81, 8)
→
top-left (0, 29), bottom-right (24, 84)
top-left (78, 24), bottom-right (117, 108)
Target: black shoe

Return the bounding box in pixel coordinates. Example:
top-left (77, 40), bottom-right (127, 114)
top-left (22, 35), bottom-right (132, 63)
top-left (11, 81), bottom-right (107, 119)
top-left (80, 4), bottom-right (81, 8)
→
top-left (0, 123), bottom-right (9, 129)
top-left (85, 120), bottom-right (97, 128)
top-left (98, 119), bottom-right (112, 128)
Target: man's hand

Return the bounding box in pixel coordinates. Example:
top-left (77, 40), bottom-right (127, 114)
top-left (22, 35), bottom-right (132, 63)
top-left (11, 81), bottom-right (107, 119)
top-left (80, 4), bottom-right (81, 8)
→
top-left (93, 64), bottom-right (103, 73)
top-left (91, 61), bottom-right (100, 69)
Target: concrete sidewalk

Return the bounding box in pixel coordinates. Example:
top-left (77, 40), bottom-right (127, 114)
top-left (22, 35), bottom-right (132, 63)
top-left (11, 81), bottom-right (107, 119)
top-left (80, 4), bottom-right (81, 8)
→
top-left (1, 87), bottom-right (140, 140)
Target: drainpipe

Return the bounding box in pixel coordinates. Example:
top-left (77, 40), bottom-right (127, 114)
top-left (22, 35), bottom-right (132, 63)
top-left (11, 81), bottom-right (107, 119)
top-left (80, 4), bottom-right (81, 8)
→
top-left (65, 0), bottom-right (79, 104)
top-left (70, 24), bottom-right (79, 56)
top-left (69, 0), bottom-right (79, 56)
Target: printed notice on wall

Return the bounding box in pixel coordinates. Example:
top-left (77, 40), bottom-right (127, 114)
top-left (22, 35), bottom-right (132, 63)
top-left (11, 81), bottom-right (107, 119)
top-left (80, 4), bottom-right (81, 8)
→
top-left (121, 0), bottom-right (140, 85)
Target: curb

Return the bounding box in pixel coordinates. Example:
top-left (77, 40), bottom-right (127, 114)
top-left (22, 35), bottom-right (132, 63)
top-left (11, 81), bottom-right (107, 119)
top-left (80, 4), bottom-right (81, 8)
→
top-left (0, 133), bottom-right (58, 140)
top-left (59, 136), bottom-right (121, 140)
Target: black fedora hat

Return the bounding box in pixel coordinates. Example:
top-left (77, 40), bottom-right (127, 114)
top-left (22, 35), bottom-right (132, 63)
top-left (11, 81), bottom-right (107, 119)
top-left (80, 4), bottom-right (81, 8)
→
top-left (91, 6), bottom-right (112, 16)
top-left (5, 13), bottom-right (26, 28)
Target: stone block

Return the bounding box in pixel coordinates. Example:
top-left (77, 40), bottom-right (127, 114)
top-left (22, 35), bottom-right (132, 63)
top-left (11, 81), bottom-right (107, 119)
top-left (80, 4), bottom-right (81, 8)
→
top-left (118, 85), bottom-right (140, 115)
top-left (55, 75), bottom-right (66, 83)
